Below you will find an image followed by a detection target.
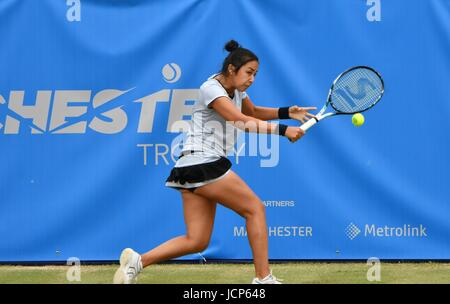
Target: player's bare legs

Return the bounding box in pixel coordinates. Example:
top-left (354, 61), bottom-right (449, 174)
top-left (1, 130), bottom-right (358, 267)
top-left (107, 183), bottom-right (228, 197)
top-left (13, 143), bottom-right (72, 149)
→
top-left (140, 191), bottom-right (216, 267)
top-left (194, 170), bottom-right (270, 280)
top-left (139, 170), bottom-right (271, 280)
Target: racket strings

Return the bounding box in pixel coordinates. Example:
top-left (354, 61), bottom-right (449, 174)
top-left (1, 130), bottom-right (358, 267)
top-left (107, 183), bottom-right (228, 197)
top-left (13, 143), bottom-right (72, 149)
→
top-left (330, 68), bottom-right (383, 113)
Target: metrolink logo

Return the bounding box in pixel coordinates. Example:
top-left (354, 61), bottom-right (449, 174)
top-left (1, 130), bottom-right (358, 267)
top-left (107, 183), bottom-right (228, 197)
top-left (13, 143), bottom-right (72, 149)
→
top-left (0, 63), bottom-right (195, 135)
top-left (346, 223), bottom-right (428, 240)
top-left (346, 223), bottom-right (361, 240)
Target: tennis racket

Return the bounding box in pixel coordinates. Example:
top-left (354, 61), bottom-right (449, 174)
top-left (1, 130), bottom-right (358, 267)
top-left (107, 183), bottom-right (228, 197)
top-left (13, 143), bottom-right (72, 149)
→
top-left (300, 66), bottom-right (384, 131)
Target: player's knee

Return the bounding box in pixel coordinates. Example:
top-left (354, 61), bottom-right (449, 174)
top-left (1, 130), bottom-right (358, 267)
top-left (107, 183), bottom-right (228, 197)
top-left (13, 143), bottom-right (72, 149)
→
top-left (243, 199), bottom-right (265, 219)
top-left (187, 237), bottom-right (210, 253)
top-left (255, 201), bottom-right (266, 216)
top-left (190, 241), bottom-right (209, 253)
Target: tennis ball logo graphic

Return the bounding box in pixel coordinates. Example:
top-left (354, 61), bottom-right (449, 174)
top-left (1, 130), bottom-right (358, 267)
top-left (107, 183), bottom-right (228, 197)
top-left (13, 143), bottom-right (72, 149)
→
top-left (162, 63), bottom-right (182, 83)
top-left (352, 113), bottom-right (365, 127)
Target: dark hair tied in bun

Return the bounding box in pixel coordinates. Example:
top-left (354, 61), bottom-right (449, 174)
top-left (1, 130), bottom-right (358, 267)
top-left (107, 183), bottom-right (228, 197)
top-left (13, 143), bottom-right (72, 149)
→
top-left (224, 40), bottom-right (240, 53)
top-left (221, 39), bottom-right (258, 76)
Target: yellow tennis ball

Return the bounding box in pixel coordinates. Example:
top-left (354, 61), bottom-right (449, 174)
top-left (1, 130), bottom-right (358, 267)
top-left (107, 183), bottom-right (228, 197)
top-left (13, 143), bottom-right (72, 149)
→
top-left (352, 113), bottom-right (365, 127)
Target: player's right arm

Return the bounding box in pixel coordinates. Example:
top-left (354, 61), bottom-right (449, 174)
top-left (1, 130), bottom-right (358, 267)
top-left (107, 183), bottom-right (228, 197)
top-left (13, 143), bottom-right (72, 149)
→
top-left (209, 97), bottom-right (305, 142)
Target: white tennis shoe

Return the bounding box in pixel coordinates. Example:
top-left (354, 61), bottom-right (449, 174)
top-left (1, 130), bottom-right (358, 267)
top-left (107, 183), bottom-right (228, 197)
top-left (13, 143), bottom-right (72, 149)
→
top-left (113, 248), bottom-right (143, 284)
top-left (252, 271), bottom-right (283, 284)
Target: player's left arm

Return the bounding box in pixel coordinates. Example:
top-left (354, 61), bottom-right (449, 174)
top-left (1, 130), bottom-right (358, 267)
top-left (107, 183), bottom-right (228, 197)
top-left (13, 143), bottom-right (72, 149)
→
top-left (242, 96), bottom-right (277, 121)
top-left (242, 96), bottom-right (316, 123)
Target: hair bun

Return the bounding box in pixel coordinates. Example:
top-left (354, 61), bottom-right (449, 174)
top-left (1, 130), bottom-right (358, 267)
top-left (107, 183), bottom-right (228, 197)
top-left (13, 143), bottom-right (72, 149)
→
top-left (224, 40), bottom-right (240, 53)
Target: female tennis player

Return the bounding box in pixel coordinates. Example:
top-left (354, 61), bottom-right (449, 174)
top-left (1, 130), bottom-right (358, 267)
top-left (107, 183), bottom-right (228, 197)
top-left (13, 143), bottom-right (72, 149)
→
top-left (114, 40), bottom-right (316, 284)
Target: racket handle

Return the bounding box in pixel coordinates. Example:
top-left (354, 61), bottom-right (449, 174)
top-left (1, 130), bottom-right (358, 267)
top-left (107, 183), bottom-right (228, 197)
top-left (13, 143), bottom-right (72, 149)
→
top-left (300, 117), bottom-right (318, 131)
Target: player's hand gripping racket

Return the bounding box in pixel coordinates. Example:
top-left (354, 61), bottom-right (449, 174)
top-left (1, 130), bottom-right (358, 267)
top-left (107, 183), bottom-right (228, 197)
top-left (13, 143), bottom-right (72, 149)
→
top-left (300, 66), bottom-right (384, 131)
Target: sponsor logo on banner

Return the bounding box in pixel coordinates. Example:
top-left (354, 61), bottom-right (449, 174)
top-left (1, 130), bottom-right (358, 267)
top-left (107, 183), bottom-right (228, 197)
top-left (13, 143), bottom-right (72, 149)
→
top-left (0, 87), bottom-right (191, 135)
top-left (162, 63), bottom-right (182, 83)
top-left (346, 223), bottom-right (361, 240)
top-left (346, 223), bottom-right (428, 240)
top-left (0, 63), bottom-right (280, 167)
top-left (234, 226), bottom-right (313, 238)
top-left (0, 63), bottom-right (191, 135)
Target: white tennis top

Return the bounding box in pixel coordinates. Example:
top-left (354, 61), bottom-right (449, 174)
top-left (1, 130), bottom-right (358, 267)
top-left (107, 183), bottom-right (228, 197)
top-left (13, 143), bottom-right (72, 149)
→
top-left (177, 74), bottom-right (247, 167)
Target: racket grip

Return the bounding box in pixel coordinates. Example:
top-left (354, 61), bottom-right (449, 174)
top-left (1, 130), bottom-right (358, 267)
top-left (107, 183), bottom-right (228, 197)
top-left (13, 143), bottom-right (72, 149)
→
top-left (300, 117), bottom-right (318, 131)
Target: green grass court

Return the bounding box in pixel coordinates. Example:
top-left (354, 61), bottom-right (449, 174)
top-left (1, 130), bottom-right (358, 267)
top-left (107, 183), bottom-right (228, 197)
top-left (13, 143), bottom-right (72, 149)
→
top-left (1, 262), bottom-right (449, 284)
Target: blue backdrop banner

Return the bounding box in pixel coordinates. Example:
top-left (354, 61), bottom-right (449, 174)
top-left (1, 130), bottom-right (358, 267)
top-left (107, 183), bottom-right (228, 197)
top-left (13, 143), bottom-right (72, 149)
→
top-left (1, 0), bottom-right (449, 262)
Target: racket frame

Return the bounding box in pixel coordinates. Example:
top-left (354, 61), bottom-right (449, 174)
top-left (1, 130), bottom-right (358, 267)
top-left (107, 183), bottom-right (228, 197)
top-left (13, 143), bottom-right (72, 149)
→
top-left (300, 66), bottom-right (384, 131)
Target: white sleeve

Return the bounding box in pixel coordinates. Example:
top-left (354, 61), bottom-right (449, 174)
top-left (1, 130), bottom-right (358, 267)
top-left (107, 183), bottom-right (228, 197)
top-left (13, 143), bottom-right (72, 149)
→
top-left (200, 84), bottom-right (227, 107)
